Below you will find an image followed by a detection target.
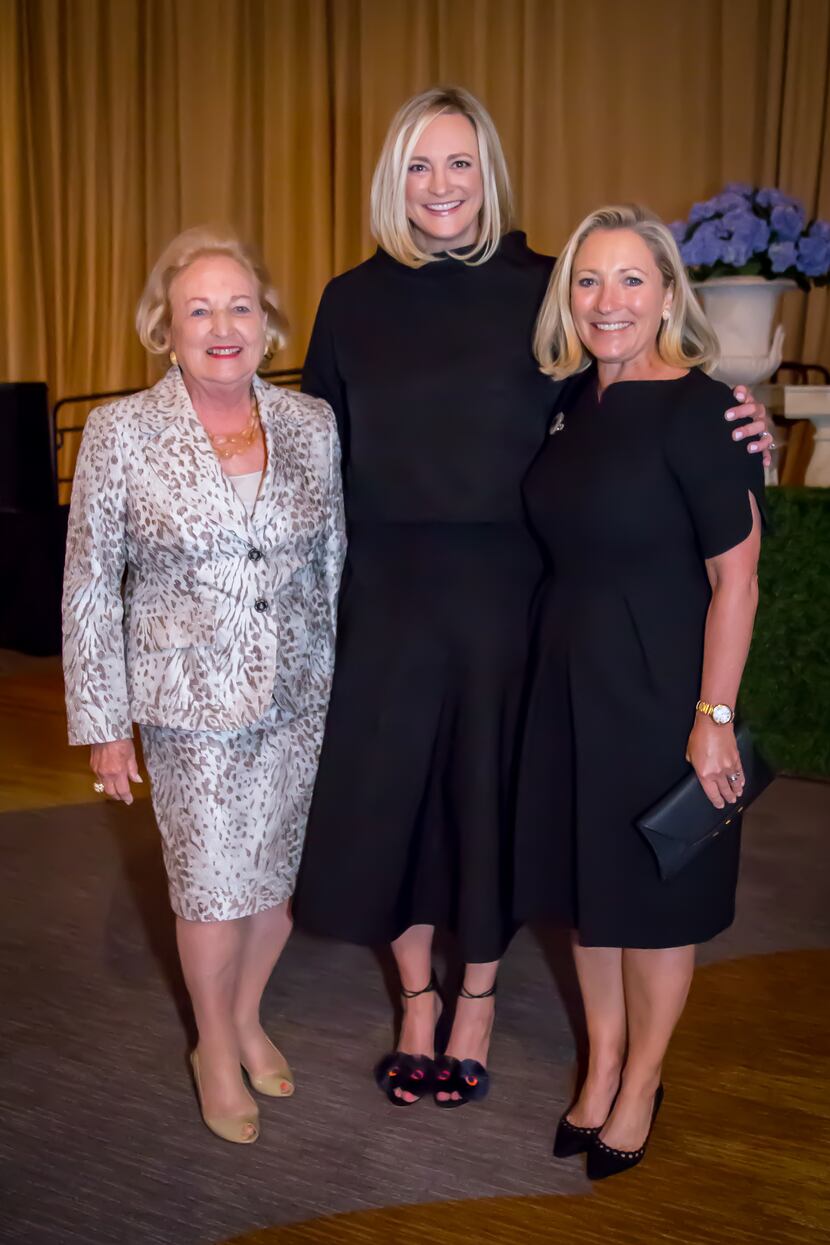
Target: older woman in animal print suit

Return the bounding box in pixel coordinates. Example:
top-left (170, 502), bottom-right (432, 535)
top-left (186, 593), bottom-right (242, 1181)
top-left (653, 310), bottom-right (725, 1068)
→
top-left (62, 228), bottom-right (345, 1145)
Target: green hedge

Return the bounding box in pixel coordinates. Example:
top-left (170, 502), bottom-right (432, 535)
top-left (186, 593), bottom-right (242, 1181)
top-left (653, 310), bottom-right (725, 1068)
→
top-left (741, 487), bottom-right (830, 778)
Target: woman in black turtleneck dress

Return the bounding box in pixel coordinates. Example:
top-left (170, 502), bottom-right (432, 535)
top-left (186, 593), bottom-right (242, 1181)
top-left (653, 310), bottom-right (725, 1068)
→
top-left (292, 86), bottom-right (769, 1107)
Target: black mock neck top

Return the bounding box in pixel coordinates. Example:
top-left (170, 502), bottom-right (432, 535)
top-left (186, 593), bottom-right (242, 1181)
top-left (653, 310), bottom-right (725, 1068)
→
top-left (301, 231), bottom-right (558, 523)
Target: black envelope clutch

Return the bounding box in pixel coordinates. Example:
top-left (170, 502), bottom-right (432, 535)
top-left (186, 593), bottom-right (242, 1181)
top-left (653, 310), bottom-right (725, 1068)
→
top-left (636, 724), bottom-right (774, 881)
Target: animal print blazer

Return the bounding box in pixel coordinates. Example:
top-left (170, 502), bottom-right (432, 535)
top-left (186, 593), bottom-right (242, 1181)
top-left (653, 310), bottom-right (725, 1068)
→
top-left (63, 366), bottom-right (346, 744)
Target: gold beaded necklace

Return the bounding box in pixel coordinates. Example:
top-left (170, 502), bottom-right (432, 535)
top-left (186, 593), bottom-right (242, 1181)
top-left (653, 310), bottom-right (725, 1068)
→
top-left (206, 394), bottom-right (261, 461)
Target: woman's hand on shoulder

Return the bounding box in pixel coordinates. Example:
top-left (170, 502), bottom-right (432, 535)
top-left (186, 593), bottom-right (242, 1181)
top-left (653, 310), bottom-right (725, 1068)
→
top-left (686, 718), bottom-right (743, 809)
top-left (725, 385), bottom-right (774, 467)
top-left (90, 738), bottom-right (143, 805)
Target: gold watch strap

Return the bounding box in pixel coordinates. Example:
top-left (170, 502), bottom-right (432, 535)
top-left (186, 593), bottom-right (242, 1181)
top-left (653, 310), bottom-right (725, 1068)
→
top-left (696, 700), bottom-right (733, 723)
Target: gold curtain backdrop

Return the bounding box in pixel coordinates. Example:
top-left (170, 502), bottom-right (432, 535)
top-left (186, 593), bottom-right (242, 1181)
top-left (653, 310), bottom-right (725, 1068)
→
top-left (1, 0), bottom-right (829, 490)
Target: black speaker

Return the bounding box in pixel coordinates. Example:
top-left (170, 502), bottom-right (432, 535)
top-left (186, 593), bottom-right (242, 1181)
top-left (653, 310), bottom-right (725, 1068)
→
top-left (0, 381), bottom-right (55, 512)
top-left (0, 381), bottom-right (65, 653)
top-left (0, 506), bottom-right (68, 654)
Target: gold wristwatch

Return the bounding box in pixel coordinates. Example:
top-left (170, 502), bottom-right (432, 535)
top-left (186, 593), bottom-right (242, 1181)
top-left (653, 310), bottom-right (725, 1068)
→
top-left (696, 699), bottom-right (734, 726)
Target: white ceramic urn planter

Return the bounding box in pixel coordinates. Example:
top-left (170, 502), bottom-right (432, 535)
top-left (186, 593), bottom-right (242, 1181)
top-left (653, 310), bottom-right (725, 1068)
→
top-left (694, 276), bottom-right (796, 388)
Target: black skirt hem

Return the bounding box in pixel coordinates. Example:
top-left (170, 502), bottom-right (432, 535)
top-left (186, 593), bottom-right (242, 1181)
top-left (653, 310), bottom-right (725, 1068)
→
top-left (517, 910), bottom-right (735, 950)
top-left (293, 907), bottom-right (516, 964)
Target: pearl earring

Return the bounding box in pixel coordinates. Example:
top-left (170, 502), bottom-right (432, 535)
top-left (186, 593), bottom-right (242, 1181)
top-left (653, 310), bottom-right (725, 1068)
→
top-left (662, 309), bottom-right (670, 321)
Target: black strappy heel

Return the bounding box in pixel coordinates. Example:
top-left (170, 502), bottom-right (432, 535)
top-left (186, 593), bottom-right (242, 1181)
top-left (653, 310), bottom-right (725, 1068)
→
top-left (434, 981), bottom-right (496, 1109)
top-left (374, 973), bottom-right (439, 1107)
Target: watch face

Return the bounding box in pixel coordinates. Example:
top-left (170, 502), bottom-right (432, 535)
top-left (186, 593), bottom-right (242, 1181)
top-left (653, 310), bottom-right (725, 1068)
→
top-left (712, 704), bottom-right (733, 725)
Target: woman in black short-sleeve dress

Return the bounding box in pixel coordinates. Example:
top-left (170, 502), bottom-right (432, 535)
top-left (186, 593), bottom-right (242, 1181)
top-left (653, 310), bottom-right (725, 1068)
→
top-left (516, 205), bottom-right (763, 1176)
top-left (516, 367), bottom-right (763, 945)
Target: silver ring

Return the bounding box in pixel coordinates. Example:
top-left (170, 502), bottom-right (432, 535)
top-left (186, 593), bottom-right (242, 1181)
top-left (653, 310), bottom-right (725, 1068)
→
top-left (727, 772), bottom-right (742, 784)
top-left (93, 782), bottom-right (105, 794)
top-left (768, 439), bottom-right (777, 449)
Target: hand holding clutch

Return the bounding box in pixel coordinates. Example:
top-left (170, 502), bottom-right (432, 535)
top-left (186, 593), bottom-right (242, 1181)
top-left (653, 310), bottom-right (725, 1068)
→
top-left (686, 717), bottom-right (743, 809)
top-left (637, 724), bottom-right (773, 881)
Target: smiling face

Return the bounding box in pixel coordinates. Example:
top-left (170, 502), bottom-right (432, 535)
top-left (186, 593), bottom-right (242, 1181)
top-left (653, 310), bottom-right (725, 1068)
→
top-left (168, 254), bottom-right (267, 392)
top-left (570, 228), bottom-right (673, 374)
top-left (405, 112), bottom-right (484, 253)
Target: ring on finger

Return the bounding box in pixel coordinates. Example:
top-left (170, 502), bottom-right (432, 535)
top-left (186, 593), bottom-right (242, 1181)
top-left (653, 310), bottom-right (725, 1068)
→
top-left (727, 771), bottom-right (742, 784)
top-left (93, 781), bottom-right (105, 794)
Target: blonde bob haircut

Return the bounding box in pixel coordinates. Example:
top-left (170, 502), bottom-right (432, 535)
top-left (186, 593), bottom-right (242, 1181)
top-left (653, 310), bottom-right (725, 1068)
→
top-left (136, 226), bottom-right (289, 357)
top-left (534, 204), bottom-right (719, 379)
top-left (370, 85), bottom-right (513, 268)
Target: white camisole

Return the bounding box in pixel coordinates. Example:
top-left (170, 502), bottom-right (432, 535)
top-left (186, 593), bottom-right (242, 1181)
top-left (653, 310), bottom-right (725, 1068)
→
top-left (228, 470), bottom-right (263, 515)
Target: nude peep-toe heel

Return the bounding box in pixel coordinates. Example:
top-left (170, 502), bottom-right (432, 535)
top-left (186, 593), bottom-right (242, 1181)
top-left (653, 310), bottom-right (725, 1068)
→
top-left (242, 1036), bottom-right (295, 1098)
top-left (190, 1050), bottom-right (260, 1145)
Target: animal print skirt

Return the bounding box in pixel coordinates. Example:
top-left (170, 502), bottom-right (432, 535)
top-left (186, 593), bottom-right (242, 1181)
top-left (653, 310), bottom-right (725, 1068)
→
top-left (140, 702), bottom-right (323, 922)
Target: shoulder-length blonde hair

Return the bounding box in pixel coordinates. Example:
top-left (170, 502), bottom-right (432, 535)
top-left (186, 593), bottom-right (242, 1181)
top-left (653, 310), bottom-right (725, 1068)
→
top-left (534, 204), bottom-right (719, 379)
top-left (135, 226), bottom-right (289, 357)
top-left (370, 85), bottom-right (513, 268)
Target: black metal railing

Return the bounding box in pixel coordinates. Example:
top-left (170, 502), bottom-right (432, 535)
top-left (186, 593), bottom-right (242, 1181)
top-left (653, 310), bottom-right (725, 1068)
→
top-left (771, 360), bottom-right (830, 386)
top-left (53, 367), bottom-right (303, 488)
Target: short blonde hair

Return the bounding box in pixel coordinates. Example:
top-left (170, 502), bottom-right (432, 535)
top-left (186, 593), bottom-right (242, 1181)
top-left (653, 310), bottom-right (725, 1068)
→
top-left (370, 85), bottom-right (513, 268)
top-left (534, 204), bottom-right (719, 379)
top-left (136, 226), bottom-right (289, 356)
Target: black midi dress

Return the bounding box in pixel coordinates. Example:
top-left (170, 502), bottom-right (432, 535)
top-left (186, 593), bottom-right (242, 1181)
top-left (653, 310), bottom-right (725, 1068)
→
top-left (515, 367), bottom-right (764, 949)
top-left (292, 232), bottom-right (558, 962)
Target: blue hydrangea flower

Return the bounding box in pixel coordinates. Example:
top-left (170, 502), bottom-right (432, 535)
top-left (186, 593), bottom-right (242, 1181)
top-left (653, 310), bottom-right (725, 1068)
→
top-left (711, 191), bottom-right (753, 216)
top-left (769, 241), bottom-right (797, 273)
top-left (721, 209), bottom-right (770, 254)
top-left (756, 187), bottom-right (802, 210)
top-left (720, 233), bottom-right (753, 267)
top-left (752, 216), bottom-right (772, 253)
top-left (676, 185), bottom-right (830, 283)
top-left (770, 203), bottom-right (806, 241)
top-left (681, 221), bottom-right (725, 266)
top-left (689, 199), bottom-right (719, 225)
top-left (797, 234), bottom-right (830, 277)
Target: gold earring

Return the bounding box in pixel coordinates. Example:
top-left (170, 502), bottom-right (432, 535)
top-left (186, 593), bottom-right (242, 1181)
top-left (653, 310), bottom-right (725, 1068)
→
top-left (169, 350), bottom-right (178, 366)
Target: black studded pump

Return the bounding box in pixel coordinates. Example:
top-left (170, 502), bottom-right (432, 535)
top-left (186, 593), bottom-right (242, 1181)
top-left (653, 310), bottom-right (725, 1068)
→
top-left (374, 973), bottom-right (439, 1107)
top-left (553, 1080), bottom-right (622, 1158)
top-left (553, 1114), bottom-right (604, 1158)
top-left (586, 1084), bottom-right (665, 1180)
